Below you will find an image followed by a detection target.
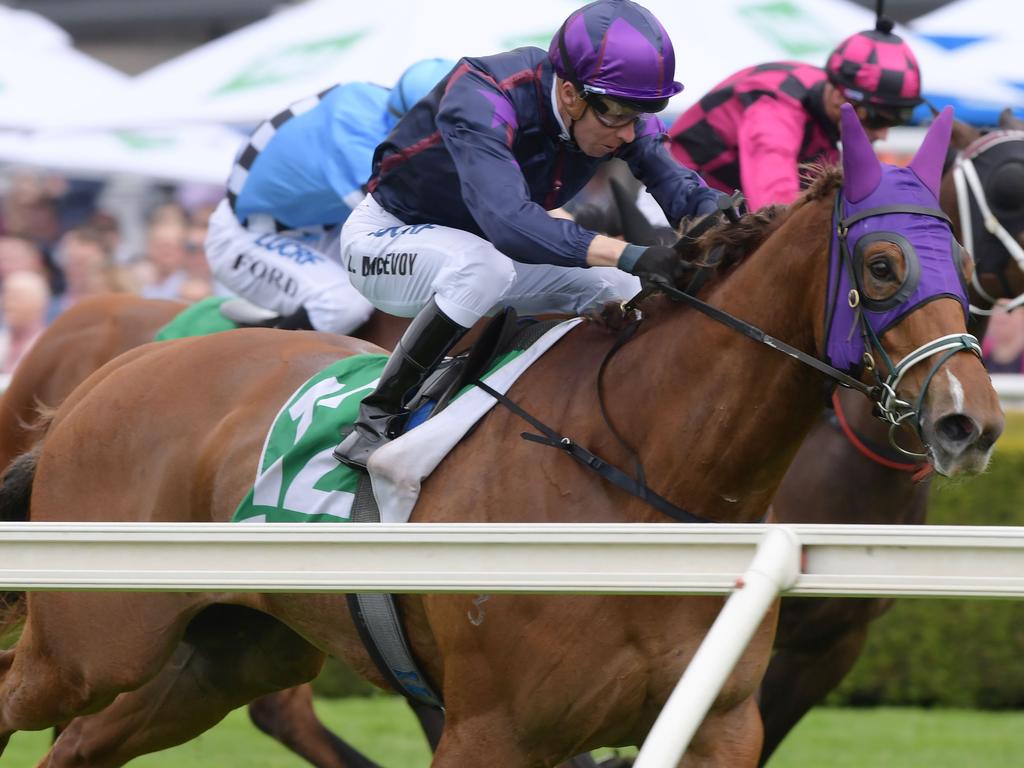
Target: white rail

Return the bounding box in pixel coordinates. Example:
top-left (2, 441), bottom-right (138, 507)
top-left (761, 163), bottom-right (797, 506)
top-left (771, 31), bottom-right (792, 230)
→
top-left (991, 373), bottom-right (1024, 409)
top-left (1, 522), bottom-right (1023, 597)
top-left (4, 521), bottom-right (1023, 768)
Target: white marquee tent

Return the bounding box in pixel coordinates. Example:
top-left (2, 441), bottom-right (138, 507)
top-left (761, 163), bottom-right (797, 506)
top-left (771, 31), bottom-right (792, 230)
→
top-left (52, 0), bottom-right (1020, 133)
top-left (0, 5), bottom-right (244, 183)
top-left (0, 5), bottom-right (131, 131)
top-left (0, 125), bottom-right (244, 186)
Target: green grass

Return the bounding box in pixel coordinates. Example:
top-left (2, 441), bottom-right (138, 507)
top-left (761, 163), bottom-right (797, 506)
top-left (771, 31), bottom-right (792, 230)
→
top-left (5, 699), bottom-right (1024, 767)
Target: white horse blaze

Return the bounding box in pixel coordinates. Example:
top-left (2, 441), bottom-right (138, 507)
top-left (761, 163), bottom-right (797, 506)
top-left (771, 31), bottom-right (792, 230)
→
top-left (945, 368), bottom-right (965, 414)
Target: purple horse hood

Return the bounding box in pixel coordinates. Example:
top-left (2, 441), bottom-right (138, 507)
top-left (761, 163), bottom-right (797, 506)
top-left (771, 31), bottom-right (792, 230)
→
top-left (825, 105), bottom-right (970, 371)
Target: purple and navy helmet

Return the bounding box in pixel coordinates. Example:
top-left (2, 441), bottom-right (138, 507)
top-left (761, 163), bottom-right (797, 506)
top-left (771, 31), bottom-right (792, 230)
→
top-left (826, 18), bottom-right (922, 124)
top-left (549, 0), bottom-right (683, 114)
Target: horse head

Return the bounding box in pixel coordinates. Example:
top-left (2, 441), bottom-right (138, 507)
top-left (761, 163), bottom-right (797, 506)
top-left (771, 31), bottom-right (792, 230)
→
top-left (828, 104), bottom-right (1002, 476)
top-left (940, 109), bottom-right (1024, 322)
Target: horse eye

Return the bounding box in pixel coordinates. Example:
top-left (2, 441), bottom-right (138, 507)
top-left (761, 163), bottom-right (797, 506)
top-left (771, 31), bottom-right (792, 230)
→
top-left (869, 259), bottom-right (893, 279)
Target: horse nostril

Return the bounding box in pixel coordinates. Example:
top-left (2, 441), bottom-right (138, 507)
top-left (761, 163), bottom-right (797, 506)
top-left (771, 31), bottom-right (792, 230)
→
top-left (936, 413), bottom-right (979, 446)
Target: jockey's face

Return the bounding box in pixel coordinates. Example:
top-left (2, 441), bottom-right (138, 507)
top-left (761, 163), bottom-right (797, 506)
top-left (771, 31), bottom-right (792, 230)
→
top-left (824, 83), bottom-right (912, 144)
top-left (577, 104), bottom-right (638, 157)
top-left (557, 80), bottom-right (639, 158)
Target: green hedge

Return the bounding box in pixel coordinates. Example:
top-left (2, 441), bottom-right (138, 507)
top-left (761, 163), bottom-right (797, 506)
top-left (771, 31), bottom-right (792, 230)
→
top-left (829, 412), bottom-right (1024, 708)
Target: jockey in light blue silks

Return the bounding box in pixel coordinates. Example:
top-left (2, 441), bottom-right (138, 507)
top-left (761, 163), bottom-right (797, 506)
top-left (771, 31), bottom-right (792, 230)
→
top-left (205, 58), bottom-right (455, 333)
top-left (334, 0), bottom-right (729, 469)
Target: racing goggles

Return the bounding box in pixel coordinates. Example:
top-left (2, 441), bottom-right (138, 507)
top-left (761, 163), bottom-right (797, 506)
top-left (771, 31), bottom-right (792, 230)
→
top-left (853, 101), bottom-right (916, 130)
top-left (581, 90), bottom-right (643, 129)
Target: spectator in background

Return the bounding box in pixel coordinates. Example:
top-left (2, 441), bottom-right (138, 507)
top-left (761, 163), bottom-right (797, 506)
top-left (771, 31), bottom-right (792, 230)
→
top-left (178, 275), bottom-right (214, 304)
top-left (148, 201), bottom-right (189, 229)
top-left (0, 270), bottom-right (51, 374)
top-left (0, 235), bottom-right (46, 281)
top-left (183, 207), bottom-right (216, 291)
top-left (51, 228), bottom-right (118, 315)
top-left (87, 211), bottom-right (123, 262)
top-left (139, 220), bottom-right (189, 300)
top-left (982, 303), bottom-right (1024, 374)
top-left (1, 173), bottom-right (65, 293)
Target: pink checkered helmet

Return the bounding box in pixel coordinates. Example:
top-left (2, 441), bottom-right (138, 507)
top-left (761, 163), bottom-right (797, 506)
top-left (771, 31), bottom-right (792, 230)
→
top-left (826, 19), bottom-right (922, 125)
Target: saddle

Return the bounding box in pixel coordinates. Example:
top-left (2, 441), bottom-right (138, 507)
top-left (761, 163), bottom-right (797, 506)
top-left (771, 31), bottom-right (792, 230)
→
top-left (405, 307), bottom-right (559, 424)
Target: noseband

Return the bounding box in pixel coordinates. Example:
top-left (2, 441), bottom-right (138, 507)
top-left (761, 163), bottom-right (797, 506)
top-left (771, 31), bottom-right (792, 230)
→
top-left (829, 194), bottom-right (982, 458)
top-left (952, 130), bottom-right (1024, 314)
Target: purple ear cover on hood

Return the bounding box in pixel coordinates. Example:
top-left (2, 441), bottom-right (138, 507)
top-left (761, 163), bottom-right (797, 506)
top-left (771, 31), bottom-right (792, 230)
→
top-left (909, 106), bottom-right (954, 198)
top-left (840, 103), bottom-right (881, 203)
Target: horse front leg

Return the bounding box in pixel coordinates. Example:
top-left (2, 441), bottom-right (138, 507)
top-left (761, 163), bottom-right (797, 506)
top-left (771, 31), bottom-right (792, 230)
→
top-left (429, 714), bottom-right (540, 768)
top-left (685, 695), bottom-right (763, 767)
top-left (248, 684), bottom-right (382, 768)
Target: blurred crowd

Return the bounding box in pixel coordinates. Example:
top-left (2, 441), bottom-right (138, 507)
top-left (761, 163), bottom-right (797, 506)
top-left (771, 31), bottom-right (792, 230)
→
top-left (0, 170), bottom-right (223, 373)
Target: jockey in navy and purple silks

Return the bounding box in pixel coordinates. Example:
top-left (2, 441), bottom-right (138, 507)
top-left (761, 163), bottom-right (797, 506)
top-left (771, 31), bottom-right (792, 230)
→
top-left (334, 0), bottom-right (728, 469)
top-left (668, 18), bottom-right (923, 211)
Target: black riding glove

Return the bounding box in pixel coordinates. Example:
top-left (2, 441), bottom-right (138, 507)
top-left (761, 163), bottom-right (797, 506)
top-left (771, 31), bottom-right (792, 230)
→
top-left (619, 244), bottom-right (687, 287)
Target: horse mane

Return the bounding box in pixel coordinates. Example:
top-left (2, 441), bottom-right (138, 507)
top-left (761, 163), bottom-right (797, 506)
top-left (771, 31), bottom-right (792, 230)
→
top-left (690, 205), bottom-right (786, 271)
top-left (685, 165), bottom-right (841, 273)
top-left (588, 166), bottom-right (843, 333)
top-left (794, 164), bottom-right (843, 205)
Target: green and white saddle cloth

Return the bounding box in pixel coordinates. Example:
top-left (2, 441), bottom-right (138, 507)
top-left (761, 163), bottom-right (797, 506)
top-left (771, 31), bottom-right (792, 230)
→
top-left (232, 318), bottom-right (581, 524)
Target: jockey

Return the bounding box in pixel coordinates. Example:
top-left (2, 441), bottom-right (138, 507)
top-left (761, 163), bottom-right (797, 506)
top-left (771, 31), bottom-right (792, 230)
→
top-left (204, 58), bottom-right (455, 333)
top-left (667, 18), bottom-right (923, 211)
top-left (334, 0), bottom-right (727, 469)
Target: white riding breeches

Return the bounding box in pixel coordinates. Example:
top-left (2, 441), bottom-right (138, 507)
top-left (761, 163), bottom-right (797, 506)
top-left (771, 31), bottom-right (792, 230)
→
top-left (339, 196), bottom-right (641, 328)
top-left (206, 199), bottom-right (375, 334)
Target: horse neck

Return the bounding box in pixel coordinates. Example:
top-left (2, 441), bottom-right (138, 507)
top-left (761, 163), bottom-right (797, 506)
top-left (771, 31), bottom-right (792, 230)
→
top-left (607, 198), bottom-right (833, 523)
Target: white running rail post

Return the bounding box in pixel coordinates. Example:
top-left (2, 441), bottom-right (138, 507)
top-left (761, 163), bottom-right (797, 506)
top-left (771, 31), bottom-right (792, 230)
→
top-left (633, 526), bottom-right (802, 768)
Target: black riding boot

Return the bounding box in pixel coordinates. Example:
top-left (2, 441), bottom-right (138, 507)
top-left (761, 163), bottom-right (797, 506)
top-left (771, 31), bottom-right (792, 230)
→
top-left (333, 298), bottom-right (469, 469)
top-left (273, 305), bottom-right (314, 331)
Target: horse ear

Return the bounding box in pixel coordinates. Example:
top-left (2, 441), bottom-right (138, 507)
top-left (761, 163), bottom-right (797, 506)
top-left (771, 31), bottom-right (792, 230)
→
top-left (951, 118), bottom-right (981, 150)
top-left (909, 106), bottom-right (954, 199)
top-left (840, 103), bottom-right (882, 203)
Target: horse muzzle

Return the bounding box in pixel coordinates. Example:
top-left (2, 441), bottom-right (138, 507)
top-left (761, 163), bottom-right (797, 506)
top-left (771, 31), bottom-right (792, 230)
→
top-left (920, 394), bottom-right (1004, 477)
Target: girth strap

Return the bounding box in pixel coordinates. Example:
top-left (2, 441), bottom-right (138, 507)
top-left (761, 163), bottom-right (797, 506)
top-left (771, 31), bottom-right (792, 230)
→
top-left (345, 476), bottom-right (444, 711)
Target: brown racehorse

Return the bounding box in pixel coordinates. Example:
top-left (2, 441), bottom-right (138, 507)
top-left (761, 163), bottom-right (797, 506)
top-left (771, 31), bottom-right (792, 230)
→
top-left (0, 108), bottom-right (1003, 767)
top-left (758, 110), bottom-right (1024, 765)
